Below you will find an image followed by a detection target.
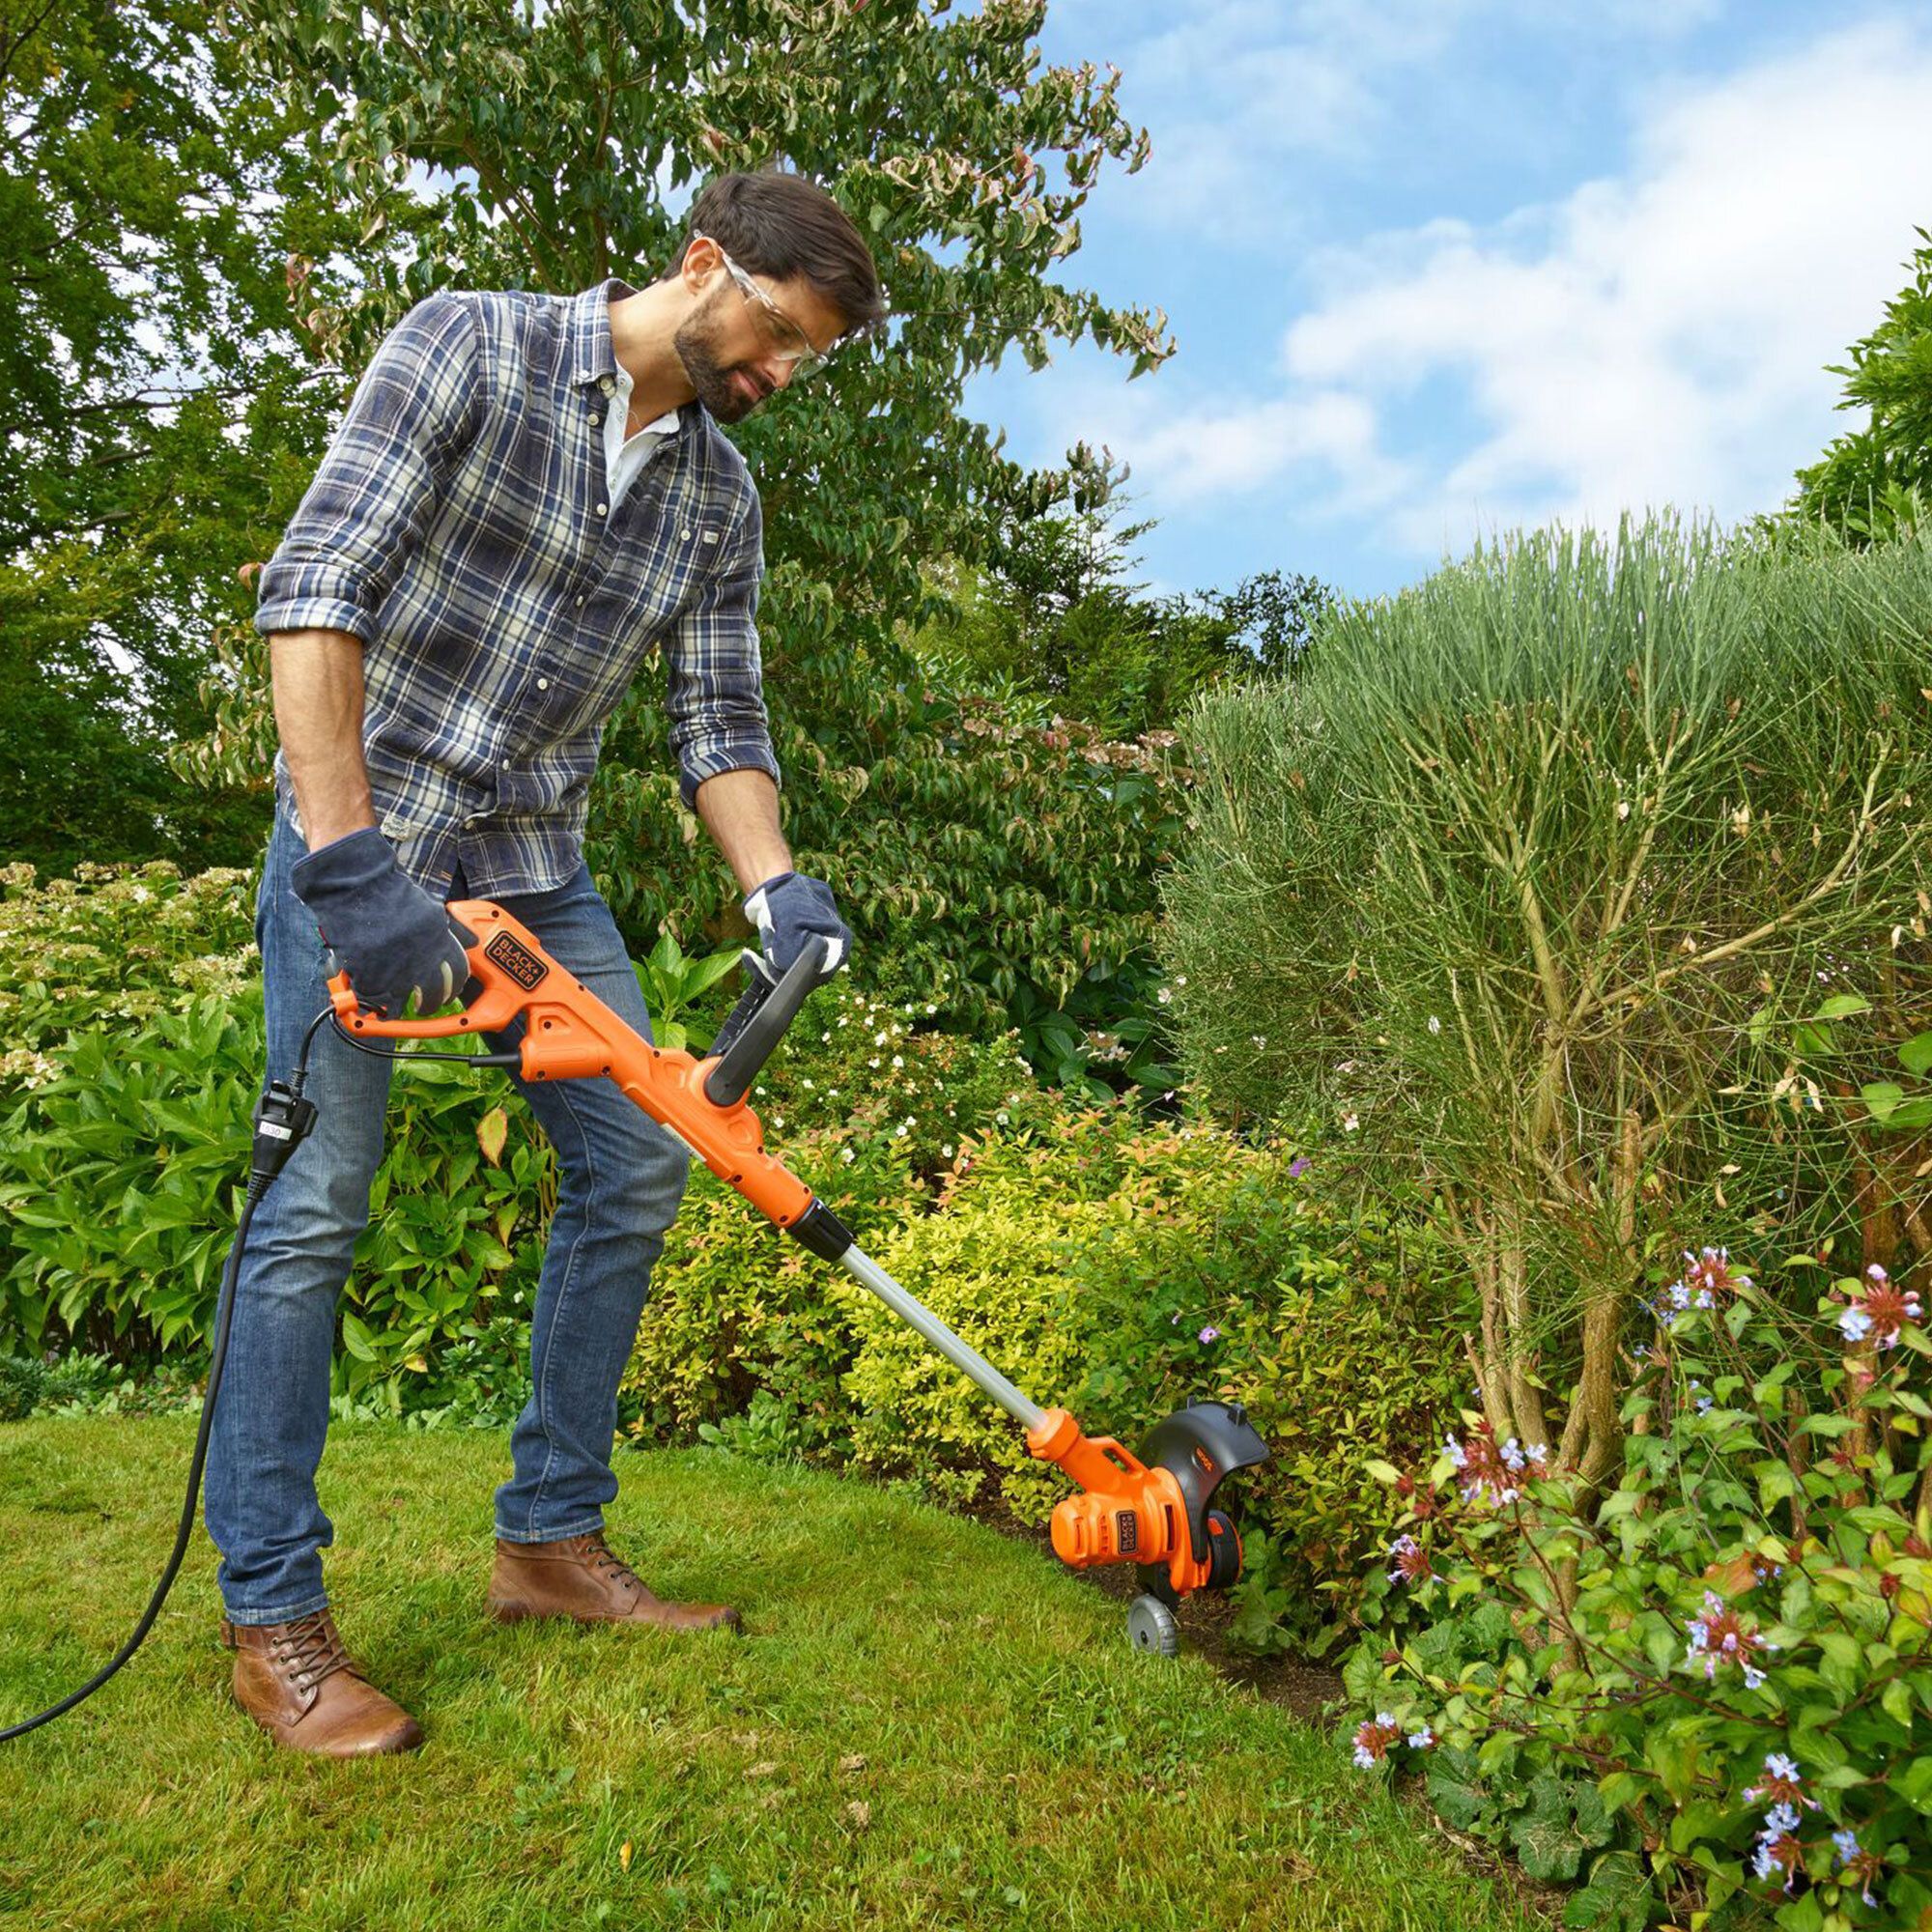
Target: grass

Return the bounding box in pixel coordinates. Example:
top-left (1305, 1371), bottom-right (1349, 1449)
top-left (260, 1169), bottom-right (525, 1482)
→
top-left (0, 1416), bottom-right (1538, 1932)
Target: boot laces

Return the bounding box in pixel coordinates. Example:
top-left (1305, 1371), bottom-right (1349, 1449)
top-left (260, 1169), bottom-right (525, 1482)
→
top-left (582, 1534), bottom-right (643, 1592)
top-left (271, 1610), bottom-right (355, 1691)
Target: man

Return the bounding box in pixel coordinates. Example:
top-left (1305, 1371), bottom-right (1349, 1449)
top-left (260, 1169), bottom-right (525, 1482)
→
top-left (205, 170), bottom-right (886, 1756)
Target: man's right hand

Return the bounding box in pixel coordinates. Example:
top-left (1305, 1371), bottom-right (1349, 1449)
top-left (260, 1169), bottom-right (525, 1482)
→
top-left (290, 827), bottom-right (472, 1018)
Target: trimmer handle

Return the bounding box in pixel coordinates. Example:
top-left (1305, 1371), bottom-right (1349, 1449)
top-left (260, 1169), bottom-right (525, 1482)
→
top-left (702, 938), bottom-right (833, 1109)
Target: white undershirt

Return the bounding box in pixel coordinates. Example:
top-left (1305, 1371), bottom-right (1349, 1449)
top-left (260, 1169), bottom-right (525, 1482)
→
top-left (601, 364), bottom-right (681, 513)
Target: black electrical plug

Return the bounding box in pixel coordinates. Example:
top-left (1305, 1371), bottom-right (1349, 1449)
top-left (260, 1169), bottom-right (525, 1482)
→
top-left (248, 1078), bottom-right (318, 1202)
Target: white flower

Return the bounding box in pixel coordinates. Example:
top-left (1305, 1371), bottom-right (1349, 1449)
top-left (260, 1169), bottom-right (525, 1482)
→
top-left (1427, 1014), bottom-right (1441, 1035)
top-left (1342, 1112), bottom-right (1359, 1133)
top-left (891, 1055), bottom-right (903, 1068)
top-left (1156, 987), bottom-right (1172, 1005)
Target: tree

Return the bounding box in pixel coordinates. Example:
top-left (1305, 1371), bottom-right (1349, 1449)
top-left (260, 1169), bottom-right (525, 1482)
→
top-left (0, 0), bottom-right (365, 869)
top-left (1210, 567), bottom-right (1334, 679)
top-left (1785, 225), bottom-right (1932, 545)
top-left (912, 493), bottom-right (1337, 738)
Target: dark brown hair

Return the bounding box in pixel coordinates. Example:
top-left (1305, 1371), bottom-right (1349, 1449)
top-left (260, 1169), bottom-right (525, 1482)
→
top-left (664, 169), bottom-right (888, 335)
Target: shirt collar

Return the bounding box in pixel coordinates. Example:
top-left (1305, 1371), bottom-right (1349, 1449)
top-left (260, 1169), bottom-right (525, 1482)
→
top-left (568, 277), bottom-right (638, 390)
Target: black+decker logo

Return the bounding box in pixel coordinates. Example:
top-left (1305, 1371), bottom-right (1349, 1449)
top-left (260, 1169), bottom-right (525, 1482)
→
top-left (485, 931), bottom-right (549, 991)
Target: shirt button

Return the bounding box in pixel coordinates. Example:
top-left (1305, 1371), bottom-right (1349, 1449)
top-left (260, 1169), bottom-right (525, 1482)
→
top-left (574, 593), bottom-right (585, 607)
top-left (595, 502), bottom-right (608, 516)
top-left (680, 528), bottom-right (693, 541)
top-left (536, 677), bottom-right (550, 691)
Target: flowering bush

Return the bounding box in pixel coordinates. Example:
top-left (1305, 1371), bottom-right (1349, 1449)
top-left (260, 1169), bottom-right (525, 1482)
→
top-left (1344, 1243), bottom-right (1932, 1929)
top-left (0, 860), bottom-right (257, 1089)
top-left (745, 973), bottom-right (1063, 1185)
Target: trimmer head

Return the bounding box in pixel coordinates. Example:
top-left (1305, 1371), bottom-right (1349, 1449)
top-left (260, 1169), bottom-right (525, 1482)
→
top-left (1026, 1396), bottom-right (1271, 1622)
top-left (1134, 1398), bottom-right (1270, 1607)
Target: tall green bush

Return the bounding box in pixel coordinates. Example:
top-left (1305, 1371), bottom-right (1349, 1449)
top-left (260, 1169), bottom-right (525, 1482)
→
top-left (1162, 515), bottom-right (1932, 1502)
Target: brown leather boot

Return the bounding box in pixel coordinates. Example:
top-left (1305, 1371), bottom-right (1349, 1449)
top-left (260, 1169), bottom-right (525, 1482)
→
top-left (486, 1531), bottom-right (741, 1633)
top-left (221, 1609), bottom-right (424, 1757)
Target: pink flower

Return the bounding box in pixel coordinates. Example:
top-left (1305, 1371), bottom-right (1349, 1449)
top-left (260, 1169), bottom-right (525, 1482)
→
top-left (1685, 1590), bottom-right (1775, 1685)
top-left (1387, 1535), bottom-right (1433, 1584)
top-left (1442, 1421), bottom-right (1547, 1507)
top-left (1836, 1264), bottom-right (1922, 1350)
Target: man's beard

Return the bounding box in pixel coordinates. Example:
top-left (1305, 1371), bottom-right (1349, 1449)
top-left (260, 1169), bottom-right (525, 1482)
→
top-left (673, 288), bottom-right (769, 424)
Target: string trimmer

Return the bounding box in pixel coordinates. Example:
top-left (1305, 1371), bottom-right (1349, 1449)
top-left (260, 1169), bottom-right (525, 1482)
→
top-left (345, 904), bottom-right (1272, 1655)
top-left (3, 905), bottom-right (1268, 1740)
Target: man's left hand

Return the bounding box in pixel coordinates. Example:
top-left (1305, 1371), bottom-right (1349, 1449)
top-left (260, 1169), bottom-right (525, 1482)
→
top-left (743, 870), bottom-right (851, 986)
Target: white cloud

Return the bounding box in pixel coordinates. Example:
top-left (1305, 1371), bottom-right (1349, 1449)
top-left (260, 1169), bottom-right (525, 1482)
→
top-left (1059, 15), bottom-right (1932, 562)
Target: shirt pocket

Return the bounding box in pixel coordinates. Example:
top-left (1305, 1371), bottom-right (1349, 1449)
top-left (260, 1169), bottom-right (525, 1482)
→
top-left (603, 516), bottom-right (725, 642)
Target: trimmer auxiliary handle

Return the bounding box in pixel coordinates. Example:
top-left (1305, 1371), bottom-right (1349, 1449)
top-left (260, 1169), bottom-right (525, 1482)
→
top-left (331, 904), bottom-right (1269, 1613)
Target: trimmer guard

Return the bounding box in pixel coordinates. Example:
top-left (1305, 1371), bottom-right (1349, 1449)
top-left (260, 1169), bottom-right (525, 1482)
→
top-left (1136, 1399), bottom-right (1270, 1606)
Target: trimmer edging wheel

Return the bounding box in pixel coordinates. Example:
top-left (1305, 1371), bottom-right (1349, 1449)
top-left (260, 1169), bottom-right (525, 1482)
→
top-left (1127, 1594), bottom-right (1180, 1657)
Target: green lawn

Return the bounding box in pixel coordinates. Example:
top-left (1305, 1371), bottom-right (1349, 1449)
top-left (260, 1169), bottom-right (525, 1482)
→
top-left (0, 1417), bottom-right (1537, 1931)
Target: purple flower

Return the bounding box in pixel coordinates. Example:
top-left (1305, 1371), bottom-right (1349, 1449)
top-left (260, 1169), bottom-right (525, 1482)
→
top-left (1198, 1325), bottom-right (1221, 1344)
top-left (1287, 1155), bottom-right (1311, 1179)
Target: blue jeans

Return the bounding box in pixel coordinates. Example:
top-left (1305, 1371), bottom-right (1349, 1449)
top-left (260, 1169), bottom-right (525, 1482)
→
top-left (204, 808), bottom-right (693, 1624)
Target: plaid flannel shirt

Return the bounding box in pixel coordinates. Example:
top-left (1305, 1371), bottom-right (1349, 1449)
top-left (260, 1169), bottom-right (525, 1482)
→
top-left (255, 279), bottom-right (781, 895)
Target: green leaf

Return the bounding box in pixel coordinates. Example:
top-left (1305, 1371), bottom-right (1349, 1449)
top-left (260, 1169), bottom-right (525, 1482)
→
top-left (1861, 1081), bottom-right (1905, 1123)
top-left (1811, 992), bottom-right (1870, 1020)
top-left (339, 1311), bottom-right (378, 1363)
top-left (1563, 1850), bottom-right (1652, 1932)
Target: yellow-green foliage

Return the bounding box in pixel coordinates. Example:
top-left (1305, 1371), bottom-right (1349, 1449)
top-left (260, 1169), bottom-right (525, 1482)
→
top-left (836, 1189), bottom-right (1126, 1522)
top-left (835, 1108), bottom-right (1272, 1522)
top-left (622, 1124), bottom-right (922, 1454)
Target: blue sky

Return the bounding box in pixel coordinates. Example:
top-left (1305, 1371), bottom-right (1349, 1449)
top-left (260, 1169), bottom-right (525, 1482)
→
top-left (959, 1), bottom-right (1932, 601)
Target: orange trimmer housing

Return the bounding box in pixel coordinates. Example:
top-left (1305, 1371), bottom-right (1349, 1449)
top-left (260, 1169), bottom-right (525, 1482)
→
top-left (1025, 1407), bottom-right (1230, 1597)
top-left (330, 902), bottom-right (1264, 1607)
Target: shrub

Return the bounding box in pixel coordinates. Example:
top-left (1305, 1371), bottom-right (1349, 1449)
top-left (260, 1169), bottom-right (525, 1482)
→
top-left (1164, 514), bottom-right (1932, 1497)
top-left (0, 997), bottom-right (261, 1353)
top-left (619, 1122), bottom-right (921, 1456)
top-left (745, 975), bottom-right (1060, 1184)
top-left (1064, 1150), bottom-right (1470, 1648)
top-left (0, 859), bottom-right (257, 1086)
top-left (1344, 1242), bottom-right (1932, 1929)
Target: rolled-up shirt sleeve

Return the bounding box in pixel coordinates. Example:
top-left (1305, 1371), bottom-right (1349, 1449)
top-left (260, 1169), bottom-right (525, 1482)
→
top-left (255, 293), bottom-right (481, 640)
top-left (666, 492), bottom-right (783, 810)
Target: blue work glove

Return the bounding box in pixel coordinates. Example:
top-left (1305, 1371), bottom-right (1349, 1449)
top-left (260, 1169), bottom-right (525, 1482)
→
top-left (742, 870), bottom-right (851, 987)
top-left (290, 827), bottom-right (472, 1018)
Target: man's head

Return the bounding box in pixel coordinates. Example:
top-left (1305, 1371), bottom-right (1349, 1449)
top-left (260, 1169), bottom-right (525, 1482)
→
top-left (661, 170), bottom-right (887, 423)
